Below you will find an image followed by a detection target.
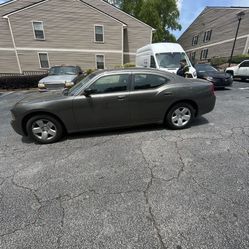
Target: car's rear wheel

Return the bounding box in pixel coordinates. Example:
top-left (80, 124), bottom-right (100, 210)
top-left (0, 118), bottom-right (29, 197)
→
top-left (165, 103), bottom-right (195, 130)
top-left (26, 115), bottom-right (63, 144)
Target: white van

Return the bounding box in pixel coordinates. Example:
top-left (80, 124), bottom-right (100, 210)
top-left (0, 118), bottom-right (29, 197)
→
top-left (136, 42), bottom-right (197, 78)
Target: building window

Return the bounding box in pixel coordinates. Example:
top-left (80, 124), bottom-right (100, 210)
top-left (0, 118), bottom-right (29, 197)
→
top-left (94, 25), bottom-right (104, 43)
top-left (38, 53), bottom-right (50, 68)
top-left (33, 21), bottom-right (45, 40)
top-left (150, 56), bottom-right (156, 68)
top-left (192, 35), bottom-right (199, 46)
top-left (203, 30), bottom-right (212, 43)
top-left (200, 49), bottom-right (208, 60)
top-left (96, 55), bottom-right (105, 69)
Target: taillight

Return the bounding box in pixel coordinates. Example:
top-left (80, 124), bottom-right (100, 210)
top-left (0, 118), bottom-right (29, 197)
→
top-left (209, 83), bottom-right (215, 95)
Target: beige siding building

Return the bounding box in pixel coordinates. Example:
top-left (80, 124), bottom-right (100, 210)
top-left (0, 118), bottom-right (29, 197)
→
top-left (178, 7), bottom-right (249, 63)
top-left (0, 0), bottom-right (154, 73)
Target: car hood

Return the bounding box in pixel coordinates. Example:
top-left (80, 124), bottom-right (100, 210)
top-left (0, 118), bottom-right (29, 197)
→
top-left (205, 71), bottom-right (231, 79)
top-left (39, 75), bottom-right (77, 84)
top-left (16, 91), bottom-right (66, 105)
top-left (226, 66), bottom-right (237, 71)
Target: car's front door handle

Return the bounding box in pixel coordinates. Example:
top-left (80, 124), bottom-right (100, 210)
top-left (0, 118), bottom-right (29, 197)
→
top-left (118, 95), bottom-right (126, 100)
top-left (164, 92), bottom-right (172, 96)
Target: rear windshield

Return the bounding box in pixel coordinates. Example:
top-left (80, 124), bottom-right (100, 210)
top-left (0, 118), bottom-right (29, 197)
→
top-left (156, 52), bottom-right (189, 69)
top-left (195, 64), bottom-right (217, 72)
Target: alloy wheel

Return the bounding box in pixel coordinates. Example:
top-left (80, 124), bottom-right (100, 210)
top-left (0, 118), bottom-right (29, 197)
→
top-left (31, 119), bottom-right (57, 142)
top-left (171, 107), bottom-right (191, 127)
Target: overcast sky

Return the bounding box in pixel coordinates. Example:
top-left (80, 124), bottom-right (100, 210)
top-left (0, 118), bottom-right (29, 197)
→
top-left (1, 0), bottom-right (249, 39)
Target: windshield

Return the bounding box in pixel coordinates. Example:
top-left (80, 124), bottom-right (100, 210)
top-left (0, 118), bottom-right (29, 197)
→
top-left (68, 73), bottom-right (97, 96)
top-left (156, 52), bottom-right (189, 69)
top-left (49, 66), bottom-right (77, 75)
top-left (195, 64), bottom-right (217, 72)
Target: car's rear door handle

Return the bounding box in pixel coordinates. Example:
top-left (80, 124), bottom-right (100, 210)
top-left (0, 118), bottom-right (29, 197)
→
top-left (118, 95), bottom-right (126, 100)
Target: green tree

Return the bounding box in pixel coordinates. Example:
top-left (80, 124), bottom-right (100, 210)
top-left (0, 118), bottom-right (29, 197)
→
top-left (105, 0), bottom-right (181, 42)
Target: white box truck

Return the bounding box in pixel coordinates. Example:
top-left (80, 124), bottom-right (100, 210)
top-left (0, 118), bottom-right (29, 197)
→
top-left (136, 42), bottom-right (197, 78)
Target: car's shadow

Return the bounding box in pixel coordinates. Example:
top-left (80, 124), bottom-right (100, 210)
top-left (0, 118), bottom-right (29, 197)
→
top-left (21, 117), bottom-right (210, 144)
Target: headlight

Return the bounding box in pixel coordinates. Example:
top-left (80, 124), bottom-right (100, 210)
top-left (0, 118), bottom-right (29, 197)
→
top-left (206, 76), bottom-right (214, 82)
top-left (193, 71), bottom-right (197, 77)
top-left (65, 82), bottom-right (75, 88)
top-left (38, 83), bottom-right (46, 88)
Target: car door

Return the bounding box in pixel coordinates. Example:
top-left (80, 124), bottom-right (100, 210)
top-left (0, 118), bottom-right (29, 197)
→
top-left (72, 73), bottom-right (131, 131)
top-left (237, 61), bottom-right (248, 76)
top-left (129, 73), bottom-right (172, 124)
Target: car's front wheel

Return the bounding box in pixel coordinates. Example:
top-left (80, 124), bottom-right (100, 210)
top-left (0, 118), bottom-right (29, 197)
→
top-left (165, 103), bottom-right (195, 129)
top-left (26, 115), bottom-right (63, 144)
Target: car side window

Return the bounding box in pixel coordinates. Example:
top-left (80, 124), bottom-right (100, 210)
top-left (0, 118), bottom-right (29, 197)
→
top-left (90, 74), bottom-right (130, 94)
top-left (150, 56), bottom-right (156, 68)
top-left (133, 74), bottom-right (169, 91)
top-left (240, 61), bottom-right (249, 67)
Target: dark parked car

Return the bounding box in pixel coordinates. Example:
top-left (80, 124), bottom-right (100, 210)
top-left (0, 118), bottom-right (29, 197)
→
top-left (11, 68), bottom-right (216, 144)
top-left (195, 64), bottom-right (233, 88)
top-left (38, 65), bottom-right (84, 91)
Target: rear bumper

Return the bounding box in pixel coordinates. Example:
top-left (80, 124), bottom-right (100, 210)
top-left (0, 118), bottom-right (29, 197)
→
top-left (197, 95), bottom-right (216, 116)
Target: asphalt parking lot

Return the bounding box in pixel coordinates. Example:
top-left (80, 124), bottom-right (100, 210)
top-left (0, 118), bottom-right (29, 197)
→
top-left (0, 81), bottom-right (249, 249)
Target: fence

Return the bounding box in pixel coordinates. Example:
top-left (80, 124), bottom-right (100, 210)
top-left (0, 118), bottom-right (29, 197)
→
top-left (0, 71), bottom-right (47, 77)
top-left (0, 71), bottom-right (48, 89)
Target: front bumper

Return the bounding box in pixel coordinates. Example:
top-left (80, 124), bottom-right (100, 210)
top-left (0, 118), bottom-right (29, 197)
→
top-left (213, 78), bottom-right (233, 88)
top-left (38, 83), bottom-right (66, 92)
top-left (11, 119), bottom-right (25, 136)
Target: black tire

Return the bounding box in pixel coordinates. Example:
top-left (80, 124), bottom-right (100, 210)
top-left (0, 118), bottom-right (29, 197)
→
top-left (165, 103), bottom-right (195, 130)
top-left (26, 115), bottom-right (63, 144)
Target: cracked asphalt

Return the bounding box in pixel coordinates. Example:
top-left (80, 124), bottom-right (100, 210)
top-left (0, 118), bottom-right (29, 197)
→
top-left (0, 81), bottom-right (249, 249)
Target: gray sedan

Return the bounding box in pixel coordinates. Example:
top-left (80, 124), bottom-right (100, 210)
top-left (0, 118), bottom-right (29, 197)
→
top-left (11, 68), bottom-right (216, 144)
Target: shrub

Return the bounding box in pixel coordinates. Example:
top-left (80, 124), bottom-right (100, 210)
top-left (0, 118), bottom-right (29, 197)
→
top-left (210, 57), bottom-right (227, 66)
top-left (211, 54), bottom-right (249, 66)
top-left (0, 74), bottom-right (47, 90)
top-left (123, 63), bottom-right (135, 68)
top-left (114, 63), bottom-right (136, 69)
top-left (230, 54), bottom-right (249, 64)
top-left (85, 69), bottom-right (95, 75)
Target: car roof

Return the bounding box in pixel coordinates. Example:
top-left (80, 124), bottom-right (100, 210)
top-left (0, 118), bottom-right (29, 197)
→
top-left (50, 65), bottom-right (79, 68)
top-left (92, 68), bottom-right (176, 78)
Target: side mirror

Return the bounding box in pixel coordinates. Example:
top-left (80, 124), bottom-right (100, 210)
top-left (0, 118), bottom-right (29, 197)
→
top-left (84, 88), bottom-right (96, 96)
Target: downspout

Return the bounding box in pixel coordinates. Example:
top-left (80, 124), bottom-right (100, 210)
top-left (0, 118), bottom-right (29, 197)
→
top-left (243, 35), bottom-right (249, 54)
top-left (151, 28), bottom-right (156, 44)
top-left (121, 25), bottom-right (124, 65)
top-left (3, 16), bottom-right (22, 74)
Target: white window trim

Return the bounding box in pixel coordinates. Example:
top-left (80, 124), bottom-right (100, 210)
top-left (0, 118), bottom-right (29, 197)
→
top-left (203, 30), bottom-right (212, 43)
top-left (38, 52), bottom-right (50, 69)
top-left (94, 24), bottom-right (104, 43)
top-left (192, 35), bottom-right (198, 46)
top-left (32, 21), bottom-right (45, 41)
top-left (95, 54), bottom-right (105, 69)
top-left (200, 49), bottom-right (208, 60)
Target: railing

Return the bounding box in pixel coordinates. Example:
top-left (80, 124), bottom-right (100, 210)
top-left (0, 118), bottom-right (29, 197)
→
top-left (0, 71), bottom-right (47, 77)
